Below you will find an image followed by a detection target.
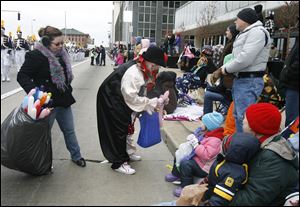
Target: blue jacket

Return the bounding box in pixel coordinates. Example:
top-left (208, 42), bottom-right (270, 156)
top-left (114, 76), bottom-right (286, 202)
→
top-left (204, 132), bottom-right (260, 206)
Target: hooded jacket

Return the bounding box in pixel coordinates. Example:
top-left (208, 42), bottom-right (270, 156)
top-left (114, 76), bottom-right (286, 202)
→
top-left (204, 133), bottom-right (260, 206)
top-left (223, 21), bottom-right (271, 74)
top-left (230, 134), bottom-right (299, 206)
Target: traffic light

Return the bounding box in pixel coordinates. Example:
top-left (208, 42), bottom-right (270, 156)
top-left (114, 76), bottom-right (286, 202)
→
top-left (17, 12), bottom-right (21, 20)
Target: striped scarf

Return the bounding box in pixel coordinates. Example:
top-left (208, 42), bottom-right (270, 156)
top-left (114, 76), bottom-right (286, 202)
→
top-left (35, 42), bottom-right (73, 92)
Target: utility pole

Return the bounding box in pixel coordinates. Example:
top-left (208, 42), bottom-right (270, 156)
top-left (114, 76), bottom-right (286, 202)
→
top-left (64, 11), bottom-right (67, 41)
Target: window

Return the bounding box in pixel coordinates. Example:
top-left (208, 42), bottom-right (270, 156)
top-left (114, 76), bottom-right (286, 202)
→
top-left (151, 15), bottom-right (156, 22)
top-left (152, 1), bottom-right (157, 7)
top-left (139, 1), bottom-right (144, 6)
top-left (168, 15), bottom-right (174, 24)
top-left (144, 29), bottom-right (149, 37)
top-left (138, 23), bottom-right (143, 28)
top-left (139, 7), bottom-right (144, 13)
top-left (145, 1), bottom-right (150, 7)
top-left (139, 14), bottom-right (144, 22)
top-left (150, 30), bottom-right (155, 38)
top-left (163, 15), bottom-right (168, 23)
top-left (138, 29), bottom-right (143, 36)
top-left (145, 14), bottom-right (150, 22)
top-left (145, 7), bottom-right (150, 13)
top-left (163, 1), bottom-right (168, 7)
top-left (175, 2), bottom-right (180, 8)
top-left (169, 1), bottom-right (174, 8)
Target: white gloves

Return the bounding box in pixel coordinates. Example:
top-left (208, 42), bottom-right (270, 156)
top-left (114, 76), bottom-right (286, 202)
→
top-left (189, 136), bottom-right (199, 149)
top-left (186, 134), bottom-right (196, 141)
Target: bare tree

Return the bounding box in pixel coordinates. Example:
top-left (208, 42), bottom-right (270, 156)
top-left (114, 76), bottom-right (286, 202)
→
top-left (276, 1), bottom-right (299, 59)
top-left (195, 1), bottom-right (217, 45)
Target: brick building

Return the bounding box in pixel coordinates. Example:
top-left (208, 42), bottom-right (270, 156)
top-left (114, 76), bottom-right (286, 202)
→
top-left (61, 28), bottom-right (92, 48)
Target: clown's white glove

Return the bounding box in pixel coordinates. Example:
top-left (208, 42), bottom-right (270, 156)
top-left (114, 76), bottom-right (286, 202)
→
top-left (160, 90), bottom-right (170, 105)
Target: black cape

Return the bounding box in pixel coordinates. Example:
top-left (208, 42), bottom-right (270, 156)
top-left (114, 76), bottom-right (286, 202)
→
top-left (96, 60), bottom-right (137, 166)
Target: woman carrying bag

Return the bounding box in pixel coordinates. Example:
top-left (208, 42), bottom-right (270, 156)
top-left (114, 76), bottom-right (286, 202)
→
top-left (17, 26), bottom-right (86, 168)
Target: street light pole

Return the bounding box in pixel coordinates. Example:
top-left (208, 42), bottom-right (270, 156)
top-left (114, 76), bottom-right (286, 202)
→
top-left (64, 11), bottom-right (67, 41)
top-left (31, 19), bottom-right (36, 35)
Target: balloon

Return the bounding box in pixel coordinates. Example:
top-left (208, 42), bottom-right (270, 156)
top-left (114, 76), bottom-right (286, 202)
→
top-left (22, 96), bottom-right (28, 109)
top-left (28, 107), bottom-right (37, 120)
top-left (27, 88), bottom-right (36, 97)
top-left (39, 108), bottom-right (50, 119)
top-left (35, 102), bottom-right (42, 119)
top-left (28, 95), bottom-right (34, 110)
top-left (39, 93), bottom-right (48, 106)
top-left (33, 87), bottom-right (40, 101)
top-left (38, 91), bottom-right (43, 99)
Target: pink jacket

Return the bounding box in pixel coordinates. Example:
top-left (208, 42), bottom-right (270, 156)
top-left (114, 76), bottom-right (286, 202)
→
top-left (183, 46), bottom-right (194, 59)
top-left (192, 136), bottom-right (222, 173)
top-left (116, 53), bottom-right (124, 65)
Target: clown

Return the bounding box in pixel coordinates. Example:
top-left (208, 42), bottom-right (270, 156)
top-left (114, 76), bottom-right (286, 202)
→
top-left (96, 46), bottom-right (169, 175)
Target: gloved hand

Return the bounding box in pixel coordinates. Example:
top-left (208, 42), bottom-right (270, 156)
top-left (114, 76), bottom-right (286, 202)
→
top-left (189, 136), bottom-right (199, 149)
top-left (186, 134), bottom-right (196, 141)
top-left (160, 90), bottom-right (170, 105)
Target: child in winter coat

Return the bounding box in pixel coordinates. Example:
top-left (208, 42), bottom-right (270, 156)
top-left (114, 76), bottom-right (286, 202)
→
top-left (203, 132), bottom-right (260, 206)
top-left (165, 111), bottom-right (225, 197)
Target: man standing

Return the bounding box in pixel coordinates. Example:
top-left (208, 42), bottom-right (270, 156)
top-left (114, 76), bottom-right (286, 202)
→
top-left (217, 8), bottom-right (271, 132)
top-left (14, 27), bottom-right (29, 71)
top-left (100, 45), bottom-right (106, 66)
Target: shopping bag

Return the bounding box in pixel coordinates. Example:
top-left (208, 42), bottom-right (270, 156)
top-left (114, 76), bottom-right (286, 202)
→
top-left (137, 111), bottom-right (161, 148)
top-left (175, 141), bottom-right (194, 168)
top-left (1, 106), bottom-right (52, 176)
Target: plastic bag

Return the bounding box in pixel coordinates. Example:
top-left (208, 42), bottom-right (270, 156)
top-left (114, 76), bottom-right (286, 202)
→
top-left (1, 106), bottom-right (52, 176)
top-left (175, 140), bottom-right (194, 168)
top-left (137, 111), bottom-right (161, 148)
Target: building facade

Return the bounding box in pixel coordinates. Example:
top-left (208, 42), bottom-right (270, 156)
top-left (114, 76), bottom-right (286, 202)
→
top-left (174, 1), bottom-right (299, 59)
top-left (61, 28), bottom-right (92, 48)
top-left (112, 1), bottom-right (188, 47)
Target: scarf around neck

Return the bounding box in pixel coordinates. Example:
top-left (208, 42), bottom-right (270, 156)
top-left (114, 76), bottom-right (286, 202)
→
top-left (35, 42), bottom-right (73, 92)
top-left (138, 56), bottom-right (159, 92)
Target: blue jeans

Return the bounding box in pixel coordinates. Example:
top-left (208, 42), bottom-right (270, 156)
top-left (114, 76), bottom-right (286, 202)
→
top-left (203, 90), bottom-right (230, 114)
top-left (49, 106), bottom-right (82, 161)
top-left (232, 77), bottom-right (264, 132)
top-left (285, 88), bottom-right (299, 127)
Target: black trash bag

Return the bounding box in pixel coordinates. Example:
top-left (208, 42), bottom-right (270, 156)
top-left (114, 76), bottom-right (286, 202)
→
top-left (1, 106), bottom-right (52, 176)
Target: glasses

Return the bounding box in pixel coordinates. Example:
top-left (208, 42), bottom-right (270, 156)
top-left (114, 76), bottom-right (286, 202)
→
top-left (51, 41), bottom-right (64, 46)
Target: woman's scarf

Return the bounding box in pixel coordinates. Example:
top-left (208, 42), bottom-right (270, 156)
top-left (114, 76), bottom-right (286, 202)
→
top-left (138, 55), bottom-right (159, 92)
top-left (35, 42), bottom-right (73, 92)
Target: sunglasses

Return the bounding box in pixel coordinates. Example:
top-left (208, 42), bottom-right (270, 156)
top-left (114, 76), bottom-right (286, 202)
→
top-left (51, 41), bottom-right (64, 46)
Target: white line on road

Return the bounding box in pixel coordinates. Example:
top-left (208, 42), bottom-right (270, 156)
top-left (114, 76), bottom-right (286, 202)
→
top-left (1, 59), bottom-right (89, 100)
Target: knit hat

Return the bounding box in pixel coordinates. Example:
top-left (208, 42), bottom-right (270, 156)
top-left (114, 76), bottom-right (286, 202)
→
top-left (245, 103), bottom-right (281, 143)
top-left (141, 46), bottom-right (166, 67)
top-left (237, 8), bottom-right (259, 25)
top-left (228, 24), bottom-right (239, 39)
top-left (202, 112), bottom-right (224, 131)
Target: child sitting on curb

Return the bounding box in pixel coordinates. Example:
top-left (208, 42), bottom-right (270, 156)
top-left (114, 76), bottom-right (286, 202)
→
top-left (165, 111), bottom-right (224, 197)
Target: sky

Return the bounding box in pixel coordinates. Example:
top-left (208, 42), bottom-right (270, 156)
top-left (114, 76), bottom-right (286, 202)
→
top-left (1, 1), bottom-right (113, 46)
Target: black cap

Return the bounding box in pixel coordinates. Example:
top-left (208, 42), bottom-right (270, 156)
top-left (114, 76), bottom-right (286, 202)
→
top-left (142, 46), bottom-right (166, 67)
top-left (237, 8), bottom-right (259, 25)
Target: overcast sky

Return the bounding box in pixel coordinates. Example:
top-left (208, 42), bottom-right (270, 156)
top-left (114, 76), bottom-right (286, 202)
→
top-left (1, 1), bottom-right (113, 46)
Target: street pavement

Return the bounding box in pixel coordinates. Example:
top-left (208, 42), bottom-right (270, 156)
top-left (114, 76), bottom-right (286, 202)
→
top-left (1, 58), bottom-right (179, 206)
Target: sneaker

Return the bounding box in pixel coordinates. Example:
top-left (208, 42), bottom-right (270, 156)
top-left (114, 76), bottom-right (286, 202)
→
top-left (72, 158), bottom-right (86, 167)
top-left (2, 78), bottom-right (5, 82)
top-left (6, 77), bottom-right (10, 82)
top-left (173, 187), bottom-right (183, 197)
top-left (165, 173), bottom-right (180, 182)
top-left (114, 162), bottom-right (136, 175)
top-left (129, 154), bottom-right (141, 161)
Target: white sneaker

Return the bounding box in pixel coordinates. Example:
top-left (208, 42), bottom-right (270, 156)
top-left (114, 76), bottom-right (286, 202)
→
top-left (6, 77), bottom-right (10, 82)
top-left (2, 77), bottom-right (5, 82)
top-left (114, 162), bottom-right (136, 175)
top-left (129, 154), bottom-right (142, 161)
